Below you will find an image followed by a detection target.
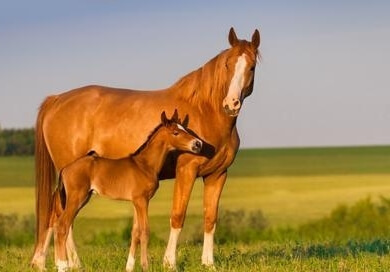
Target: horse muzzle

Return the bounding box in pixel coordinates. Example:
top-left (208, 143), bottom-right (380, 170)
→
top-left (222, 97), bottom-right (241, 117)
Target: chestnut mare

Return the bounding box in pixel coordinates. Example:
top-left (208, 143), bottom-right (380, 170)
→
top-left (50, 111), bottom-right (202, 272)
top-left (32, 27), bottom-right (260, 270)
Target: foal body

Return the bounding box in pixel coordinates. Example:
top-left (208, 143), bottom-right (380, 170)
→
top-left (52, 113), bottom-right (202, 271)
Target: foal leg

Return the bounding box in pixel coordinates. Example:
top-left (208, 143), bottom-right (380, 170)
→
top-left (201, 172), bottom-right (227, 267)
top-left (134, 199), bottom-right (150, 271)
top-left (66, 226), bottom-right (81, 269)
top-left (54, 191), bottom-right (88, 272)
top-left (126, 207), bottom-right (140, 272)
top-left (163, 165), bottom-right (197, 269)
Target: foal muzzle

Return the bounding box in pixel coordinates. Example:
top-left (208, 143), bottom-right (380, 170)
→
top-left (191, 139), bottom-right (203, 153)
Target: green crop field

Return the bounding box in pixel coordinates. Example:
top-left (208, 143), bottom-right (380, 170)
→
top-left (1, 146), bottom-right (390, 271)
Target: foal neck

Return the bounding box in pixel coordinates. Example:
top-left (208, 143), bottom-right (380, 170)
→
top-left (132, 128), bottom-right (170, 176)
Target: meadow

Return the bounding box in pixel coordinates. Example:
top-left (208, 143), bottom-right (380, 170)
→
top-left (1, 146), bottom-right (390, 271)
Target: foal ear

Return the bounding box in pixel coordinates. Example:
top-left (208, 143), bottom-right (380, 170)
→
top-left (161, 111), bottom-right (168, 126)
top-left (228, 27), bottom-right (239, 47)
top-left (171, 109), bottom-right (179, 122)
top-left (251, 29), bottom-right (260, 49)
top-left (182, 114), bottom-right (189, 128)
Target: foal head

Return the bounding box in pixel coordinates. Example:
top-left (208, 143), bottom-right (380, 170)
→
top-left (160, 110), bottom-right (202, 154)
top-left (221, 27), bottom-right (261, 117)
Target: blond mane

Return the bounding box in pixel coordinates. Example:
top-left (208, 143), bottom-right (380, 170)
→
top-left (170, 49), bottom-right (231, 112)
top-left (170, 42), bottom-right (259, 113)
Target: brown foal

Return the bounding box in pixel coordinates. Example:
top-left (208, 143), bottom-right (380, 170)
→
top-left (50, 111), bottom-right (202, 272)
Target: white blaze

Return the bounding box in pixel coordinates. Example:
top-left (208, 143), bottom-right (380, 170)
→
top-left (226, 53), bottom-right (247, 101)
top-left (177, 124), bottom-right (186, 131)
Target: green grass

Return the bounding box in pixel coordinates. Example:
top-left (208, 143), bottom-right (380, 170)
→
top-left (0, 156), bottom-right (34, 187)
top-left (2, 147), bottom-right (390, 271)
top-left (1, 146), bottom-right (390, 187)
top-left (2, 242), bottom-right (390, 271)
top-left (2, 175), bottom-right (390, 228)
top-left (231, 145), bottom-right (390, 176)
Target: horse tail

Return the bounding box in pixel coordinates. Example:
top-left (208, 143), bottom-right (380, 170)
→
top-left (34, 95), bottom-right (57, 249)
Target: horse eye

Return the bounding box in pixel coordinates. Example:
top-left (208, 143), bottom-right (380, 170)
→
top-left (173, 130), bottom-right (179, 136)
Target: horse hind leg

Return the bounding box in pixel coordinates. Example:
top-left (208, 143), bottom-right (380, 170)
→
top-left (31, 189), bottom-right (62, 270)
top-left (31, 228), bottom-right (53, 271)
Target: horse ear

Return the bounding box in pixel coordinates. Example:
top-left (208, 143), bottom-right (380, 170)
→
top-left (161, 111), bottom-right (168, 125)
top-left (172, 109), bottom-right (179, 122)
top-left (228, 27), bottom-right (238, 47)
top-left (251, 29), bottom-right (260, 49)
top-left (182, 114), bottom-right (189, 128)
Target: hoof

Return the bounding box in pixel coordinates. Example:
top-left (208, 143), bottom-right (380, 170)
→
top-left (31, 255), bottom-right (46, 271)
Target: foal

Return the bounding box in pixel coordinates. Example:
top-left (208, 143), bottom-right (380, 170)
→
top-left (51, 111), bottom-right (202, 272)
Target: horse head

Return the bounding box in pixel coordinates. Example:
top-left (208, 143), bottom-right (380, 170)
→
top-left (222, 27), bottom-right (260, 117)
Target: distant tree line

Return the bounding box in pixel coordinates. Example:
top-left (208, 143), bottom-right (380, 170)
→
top-left (0, 127), bottom-right (34, 156)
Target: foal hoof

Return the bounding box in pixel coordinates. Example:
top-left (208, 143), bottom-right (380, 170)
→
top-left (31, 256), bottom-right (46, 271)
top-left (202, 264), bottom-right (216, 271)
top-left (56, 260), bottom-right (69, 272)
top-left (163, 257), bottom-right (176, 271)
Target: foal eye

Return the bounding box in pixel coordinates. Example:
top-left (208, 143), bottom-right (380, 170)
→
top-left (173, 131), bottom-right (179, 136)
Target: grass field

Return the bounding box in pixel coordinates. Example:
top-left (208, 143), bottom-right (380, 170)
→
top-left (1, 146), bottom-right (390, 271)
top-left (1, 145), bottom-right (390, 187)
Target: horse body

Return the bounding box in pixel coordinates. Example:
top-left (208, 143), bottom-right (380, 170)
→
top-left (43, 84), bottom-right (239, 179)
top-left (32, 28), bottom-right (260, 270)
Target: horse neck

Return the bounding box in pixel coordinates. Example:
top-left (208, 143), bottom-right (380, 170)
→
top-left (132, 130), bottom-right (170, 176)
top-left (170, 53), bottom-right (230, 118)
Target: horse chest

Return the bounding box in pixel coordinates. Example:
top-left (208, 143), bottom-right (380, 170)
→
top-left (199, 145), bottom-right (236, 176)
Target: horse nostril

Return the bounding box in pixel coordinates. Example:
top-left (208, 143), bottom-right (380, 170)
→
top-left (233, 100), bottom-right (239, 107)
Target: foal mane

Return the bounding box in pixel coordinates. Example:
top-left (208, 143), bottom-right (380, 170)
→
top-left (132, 115), bottom-right (184, 157)
top-left (132, 123), bottom-right (165, 157)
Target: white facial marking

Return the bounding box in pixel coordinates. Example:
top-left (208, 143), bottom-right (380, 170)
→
top-left (226, 53), bottom-right (247, 101)
top-left (177, 124), bottom-right (186, 132)
top-left (202, 224), bottom-right (216, 266)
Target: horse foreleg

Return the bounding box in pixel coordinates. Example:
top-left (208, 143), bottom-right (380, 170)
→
top-left (163, 165), bottom-right (197, 269)
top-left (202, 171), bottom-right (227, 267)
top-left (126, 207), bottom-right (139, 272)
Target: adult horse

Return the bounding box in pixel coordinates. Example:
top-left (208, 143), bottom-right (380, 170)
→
top-left (32, 27), bottom-right (260, 270)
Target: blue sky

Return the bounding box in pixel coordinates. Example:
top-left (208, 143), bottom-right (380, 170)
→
top-left (1, 1), bottom-right (389, 147)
